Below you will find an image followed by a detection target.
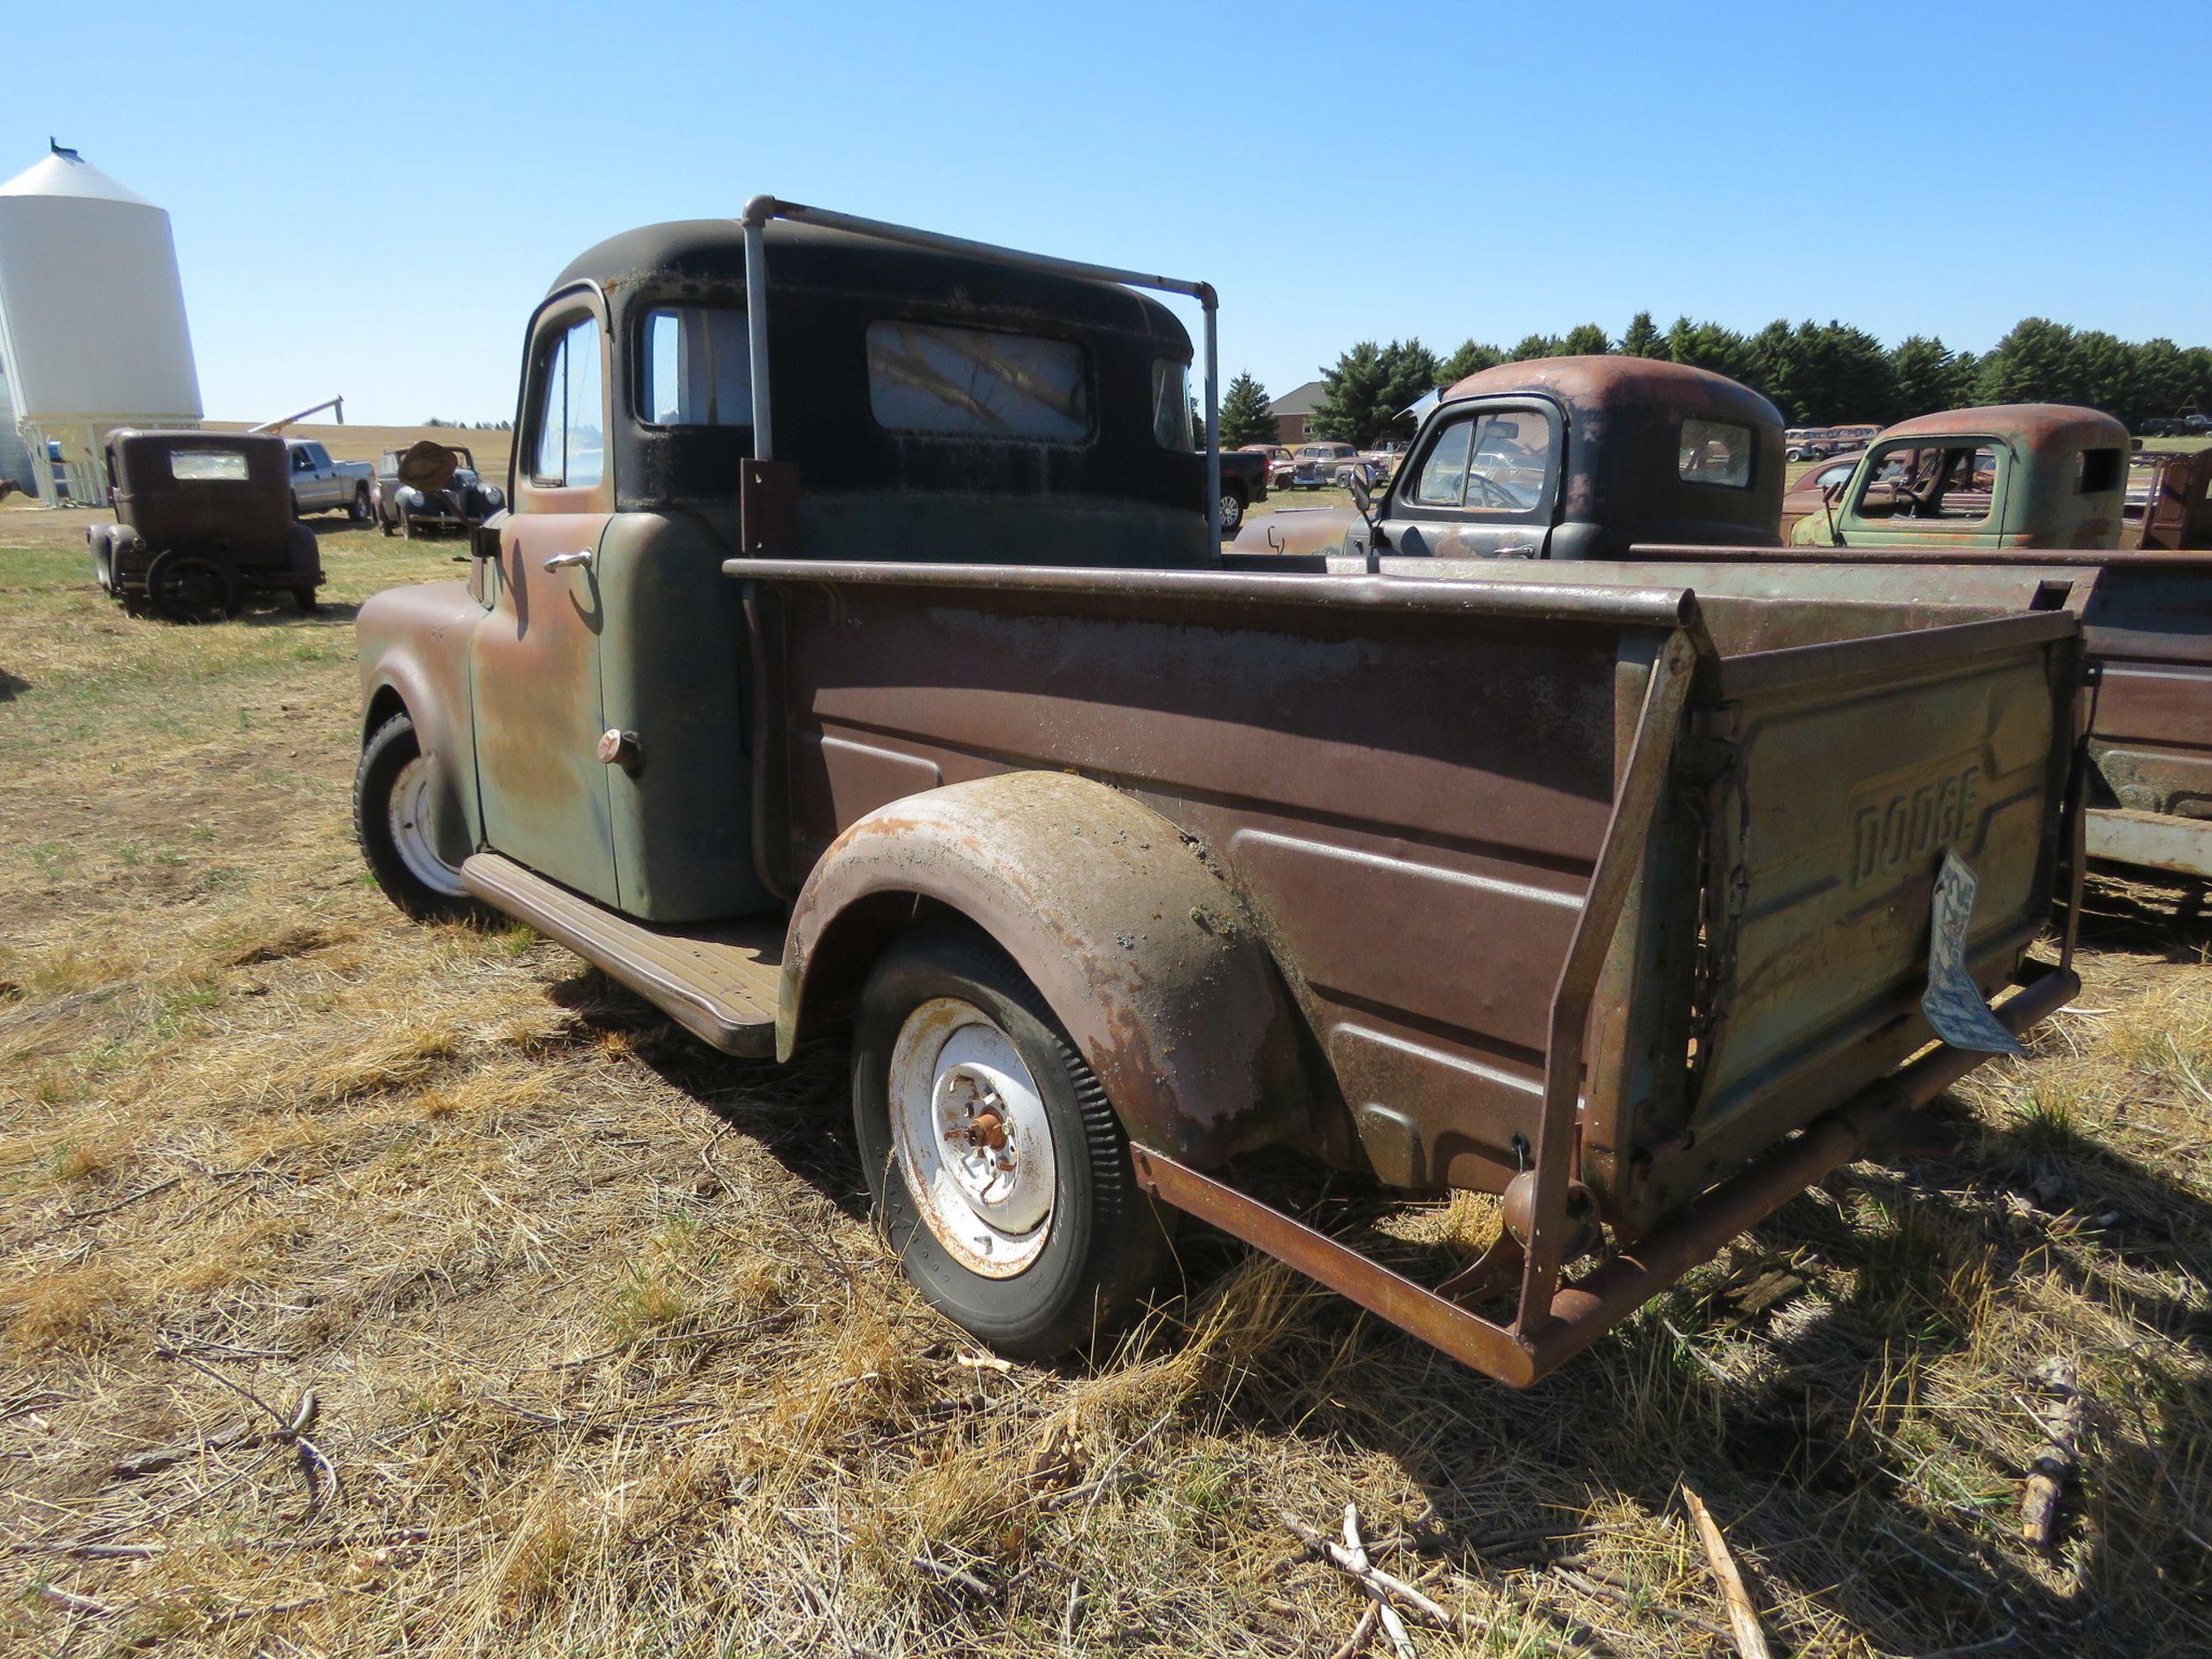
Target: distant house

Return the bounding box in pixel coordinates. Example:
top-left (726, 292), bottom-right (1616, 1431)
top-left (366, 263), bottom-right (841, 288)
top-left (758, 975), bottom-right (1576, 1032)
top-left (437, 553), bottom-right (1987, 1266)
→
top-left (1269, 380), bottom-right (1326, 444)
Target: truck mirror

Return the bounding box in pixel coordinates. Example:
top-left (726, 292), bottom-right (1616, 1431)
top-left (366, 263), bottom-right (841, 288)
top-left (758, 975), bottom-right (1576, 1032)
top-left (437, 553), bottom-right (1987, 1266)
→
top-left (1348, 472), bottom-right (1376, 525)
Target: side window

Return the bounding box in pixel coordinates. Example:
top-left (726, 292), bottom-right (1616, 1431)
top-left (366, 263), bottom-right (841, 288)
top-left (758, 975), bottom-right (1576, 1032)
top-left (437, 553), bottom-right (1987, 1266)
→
top-left (291, 448), bottom-right (311, 472)
top-left (2078, 448), bottom-right (2121, 495)
top-left (1410, 419), bottom-right (1473, 506)
top-left (640, 305), bottom-right (752, 426)
top-left (1854, 442), bottom-right (1996, 523)
top-left (1407, 410), bottom-right (1552, 513)
top-left (529, 315), bottom-right (605, 488)
top-left (1151, 359), bottom-right (1192, 449)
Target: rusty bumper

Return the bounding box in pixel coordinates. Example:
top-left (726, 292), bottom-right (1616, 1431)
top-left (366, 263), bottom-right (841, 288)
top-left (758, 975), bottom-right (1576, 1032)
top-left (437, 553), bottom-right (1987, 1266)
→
top-left (1133, 963), bottom-right (2076, 1387)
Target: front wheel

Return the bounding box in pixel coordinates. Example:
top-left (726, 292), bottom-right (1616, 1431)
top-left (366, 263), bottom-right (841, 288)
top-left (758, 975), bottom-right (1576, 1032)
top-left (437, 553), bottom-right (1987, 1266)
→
top-left (354, 711), bottom-right (488, 922)
top-left (851, 926), bottom-right (1171, 1360)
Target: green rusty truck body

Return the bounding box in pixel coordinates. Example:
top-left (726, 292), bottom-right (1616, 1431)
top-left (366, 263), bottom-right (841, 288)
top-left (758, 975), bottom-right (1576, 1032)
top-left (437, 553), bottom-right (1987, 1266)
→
top-left (357, 207), bottom-right (2087, 1386)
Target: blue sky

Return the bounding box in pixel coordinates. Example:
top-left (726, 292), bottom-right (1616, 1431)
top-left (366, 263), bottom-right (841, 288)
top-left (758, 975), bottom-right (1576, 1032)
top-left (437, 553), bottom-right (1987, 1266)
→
top-left (12, 0), bottom-right (2211, 424)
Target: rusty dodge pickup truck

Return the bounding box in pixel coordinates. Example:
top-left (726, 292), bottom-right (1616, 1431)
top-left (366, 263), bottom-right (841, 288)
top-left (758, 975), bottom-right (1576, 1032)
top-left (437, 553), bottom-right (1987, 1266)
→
top-left (1242, 358), bottom-right (2212, 886)
top-left (355, 204), bottom-right (2087, 1386)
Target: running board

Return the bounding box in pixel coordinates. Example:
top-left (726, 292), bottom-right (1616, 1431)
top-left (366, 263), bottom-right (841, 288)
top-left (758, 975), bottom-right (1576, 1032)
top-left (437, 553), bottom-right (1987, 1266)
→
top-left (2085, 807), bottom-right (2212, 881)
top-left (460, 854), bottom-right (783, 1056)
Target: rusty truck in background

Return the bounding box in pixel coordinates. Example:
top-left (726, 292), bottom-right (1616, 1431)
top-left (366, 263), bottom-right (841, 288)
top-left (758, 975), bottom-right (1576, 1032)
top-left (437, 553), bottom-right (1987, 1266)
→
top-left (354, 204), bottom-right (2087, 1386)
top-left (1240, 357), bottom-right (2212, 886)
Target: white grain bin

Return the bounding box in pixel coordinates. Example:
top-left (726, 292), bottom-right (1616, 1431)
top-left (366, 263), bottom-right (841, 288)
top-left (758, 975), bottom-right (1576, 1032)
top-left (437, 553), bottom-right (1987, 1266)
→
top-left (0, 145), bottom-right (203, 504)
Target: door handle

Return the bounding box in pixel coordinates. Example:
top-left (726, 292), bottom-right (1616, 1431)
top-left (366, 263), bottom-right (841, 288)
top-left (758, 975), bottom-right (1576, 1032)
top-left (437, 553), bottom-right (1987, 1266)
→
top-left (542, 549), bottom-right (594, 572)
top-left (1495, 544), bottom-right (1538, 558)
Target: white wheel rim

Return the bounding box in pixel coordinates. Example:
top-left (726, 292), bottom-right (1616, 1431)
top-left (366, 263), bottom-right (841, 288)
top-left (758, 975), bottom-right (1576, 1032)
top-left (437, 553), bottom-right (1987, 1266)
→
top-left (887, 997), bottom-right (1056, 1278)
top-left (388, 754), bottom-right (467, 897)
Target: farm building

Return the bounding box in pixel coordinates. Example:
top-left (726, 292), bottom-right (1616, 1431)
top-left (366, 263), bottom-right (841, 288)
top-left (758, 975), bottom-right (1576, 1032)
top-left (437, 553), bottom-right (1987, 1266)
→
top-left (0, 144), bottom-right (202, 504)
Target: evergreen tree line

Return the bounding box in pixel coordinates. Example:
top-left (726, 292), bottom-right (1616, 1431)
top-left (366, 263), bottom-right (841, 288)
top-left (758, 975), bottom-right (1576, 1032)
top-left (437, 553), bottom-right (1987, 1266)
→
top-left (1215, 316), bottom-right (2212, 451)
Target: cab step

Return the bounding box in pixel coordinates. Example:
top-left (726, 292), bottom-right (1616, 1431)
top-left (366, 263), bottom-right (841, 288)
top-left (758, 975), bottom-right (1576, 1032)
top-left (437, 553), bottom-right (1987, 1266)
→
top-left (460, 854), bottom-right (783, 1056)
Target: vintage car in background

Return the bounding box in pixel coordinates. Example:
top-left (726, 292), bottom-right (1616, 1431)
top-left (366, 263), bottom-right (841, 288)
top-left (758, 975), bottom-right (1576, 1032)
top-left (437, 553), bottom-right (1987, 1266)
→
top-left (283, 437), bottom-right (374, 521)
top-left (88, 429), bottom-right (325, 620)
top-left (353, 204), bottom-right (2086, 1388)
top-left (1278, 441), bottom-right (1371, 489)
top-left (373, 441), bottom-right (508, 538)
top-left (1778, 451), bottom-right (1862, 538)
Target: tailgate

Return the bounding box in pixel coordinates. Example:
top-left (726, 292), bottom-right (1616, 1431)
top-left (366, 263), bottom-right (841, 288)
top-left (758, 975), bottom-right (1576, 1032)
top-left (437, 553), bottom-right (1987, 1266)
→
top-left (1657, 612), bottom-right (2078, 1202)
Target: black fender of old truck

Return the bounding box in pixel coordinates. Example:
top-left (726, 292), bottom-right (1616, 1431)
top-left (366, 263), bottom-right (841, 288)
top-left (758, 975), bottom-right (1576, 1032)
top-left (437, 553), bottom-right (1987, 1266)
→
top-left (356, 580), bottom-right (485, 870)
top-left (778, 772), bottom-right (1313, 1170)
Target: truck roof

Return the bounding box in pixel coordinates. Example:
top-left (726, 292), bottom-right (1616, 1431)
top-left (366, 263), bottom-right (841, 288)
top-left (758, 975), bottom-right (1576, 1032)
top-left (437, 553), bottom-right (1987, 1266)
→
top-left (552, 219), bottom-right (1192, 355)
top-left (1443, 353), bottom-right (1781, 431)
top-left (1875, 402), bottom-right (2129, 456)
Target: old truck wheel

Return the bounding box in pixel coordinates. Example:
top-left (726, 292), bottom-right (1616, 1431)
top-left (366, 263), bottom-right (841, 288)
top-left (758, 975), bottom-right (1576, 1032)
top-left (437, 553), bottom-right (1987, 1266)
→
top-left (144, 549), bottom-right (238, 624)
top-left (851, 926), bottom-right (1171, 1360)
top-left (294, 586), bottom-right (321, 614)
top-left (354, 712), bottom-right (484, 922)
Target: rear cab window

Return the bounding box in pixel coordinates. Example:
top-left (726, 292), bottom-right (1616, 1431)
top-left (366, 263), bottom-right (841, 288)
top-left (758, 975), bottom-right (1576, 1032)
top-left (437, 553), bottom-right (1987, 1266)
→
top-left (168, 449), bottom-right (249, 481)
top-left (1678, 419), bottom-right (1752, 488)
top-left (1150, 359), bottom-right (1192, 449)
top-left (866, 321), bottom-right (1090, 442)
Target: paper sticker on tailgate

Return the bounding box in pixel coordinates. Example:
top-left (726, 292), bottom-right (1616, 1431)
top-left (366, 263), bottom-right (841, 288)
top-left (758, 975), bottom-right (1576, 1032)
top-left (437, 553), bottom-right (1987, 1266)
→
top-left (1921, 849), bottom-right (2027, 1056)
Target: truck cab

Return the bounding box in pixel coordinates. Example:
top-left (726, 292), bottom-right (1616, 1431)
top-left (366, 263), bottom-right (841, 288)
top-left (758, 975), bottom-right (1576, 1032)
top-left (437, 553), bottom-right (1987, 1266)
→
top-left (1790, 404), bottom-right (2131, 550)
top-left (1236, 356), bottom-right (1785, 561)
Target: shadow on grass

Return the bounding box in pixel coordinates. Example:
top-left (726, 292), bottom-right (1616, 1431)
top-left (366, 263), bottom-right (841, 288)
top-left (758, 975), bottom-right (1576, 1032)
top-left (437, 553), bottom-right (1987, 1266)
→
top-left (530, 953), bottom-right (2210, 1657)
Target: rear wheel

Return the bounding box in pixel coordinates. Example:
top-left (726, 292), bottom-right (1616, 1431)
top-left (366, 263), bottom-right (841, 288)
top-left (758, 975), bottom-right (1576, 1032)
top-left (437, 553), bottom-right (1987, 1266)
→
top-left (852, 926), bottom-right (1171, 1360)
top-left (294, 585), bottom-right (321, 613)
top-left (144, 549), bottom-right (238, 624)
top-left (354, 711), bottom-right (486, 922)
top-left (1217, 488), bottom-right (1245, 534)
top-left (349, 486), bottom-right (370, 523)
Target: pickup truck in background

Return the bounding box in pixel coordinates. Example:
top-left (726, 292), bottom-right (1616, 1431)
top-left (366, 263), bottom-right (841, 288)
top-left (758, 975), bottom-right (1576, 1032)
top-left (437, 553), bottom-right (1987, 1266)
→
top-left (1215, 447), bottom-right (1269, 533)
top-left (353, 203), bottom-right (2085, 1387)
top-left (283, 438), bottom-right (374, 521)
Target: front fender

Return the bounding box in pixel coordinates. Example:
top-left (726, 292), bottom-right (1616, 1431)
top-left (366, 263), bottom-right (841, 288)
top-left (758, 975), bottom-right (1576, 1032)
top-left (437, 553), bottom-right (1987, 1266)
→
top-left (356, 580), bottom-right (483, 865)
top-left (780, 772), bottom-right (1312, 1169)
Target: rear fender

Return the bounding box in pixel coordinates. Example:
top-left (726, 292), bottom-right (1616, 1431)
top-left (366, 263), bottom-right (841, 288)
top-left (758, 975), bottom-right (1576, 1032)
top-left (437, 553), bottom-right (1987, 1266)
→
top-left (356, 580), bottom-right (485, 864)
top-left (780, 772), bottom-right (1312, 1168)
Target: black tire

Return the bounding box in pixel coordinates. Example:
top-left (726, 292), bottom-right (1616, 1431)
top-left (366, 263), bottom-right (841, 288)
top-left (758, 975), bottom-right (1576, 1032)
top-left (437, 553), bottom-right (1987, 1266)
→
top-left (354, 711), bottom-right (488, 923)
top-left (294, 586), bottom-right (321, 614)
top-left (349, 486), bottom-right (370, 523)
top-left (851, 924), bottom-right (1171, 1360)
top-left (144, 549), bottom-right (238, 624)
top-left (1217, 486), bottom-right (1246, 534)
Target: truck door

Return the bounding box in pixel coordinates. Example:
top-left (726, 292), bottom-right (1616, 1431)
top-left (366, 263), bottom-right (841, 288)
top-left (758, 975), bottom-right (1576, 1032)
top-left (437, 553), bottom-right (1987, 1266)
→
top-left (1379, 399), bottom-right (1560, 559)
top-left (467, 296), bottom-right (622, 907)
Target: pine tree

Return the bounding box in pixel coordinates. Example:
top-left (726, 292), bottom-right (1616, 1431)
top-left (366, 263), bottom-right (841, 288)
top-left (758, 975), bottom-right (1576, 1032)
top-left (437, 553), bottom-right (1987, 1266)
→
top-left (1310, 342), bottom-right (1394, 448)
top-left (1890, 335), bottom-right (1978, 419)
top-left (1438, 338), bottom-right (1503, 385)
top-left (1558, 322), bottom-right (1610, 357)
top-left (1509, 333), bottom-right (1562, 361)
top-left (1376, 340), bottom-right (1442, 438)
top-left (1618, 311), bottom-right (1664, 357)
top-left (1217, 372), bottom-right (1279, 448)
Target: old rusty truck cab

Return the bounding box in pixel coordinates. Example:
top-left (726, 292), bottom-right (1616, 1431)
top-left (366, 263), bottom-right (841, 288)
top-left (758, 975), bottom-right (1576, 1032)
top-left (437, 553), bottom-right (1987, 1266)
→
top-left (358, 203), bottom-right (2088, 1386)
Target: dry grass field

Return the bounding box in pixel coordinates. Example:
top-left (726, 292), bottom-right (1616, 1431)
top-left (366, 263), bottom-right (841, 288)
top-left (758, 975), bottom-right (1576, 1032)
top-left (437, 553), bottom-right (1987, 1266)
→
top-left (2, 511), bottom-right (2209, 1658)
